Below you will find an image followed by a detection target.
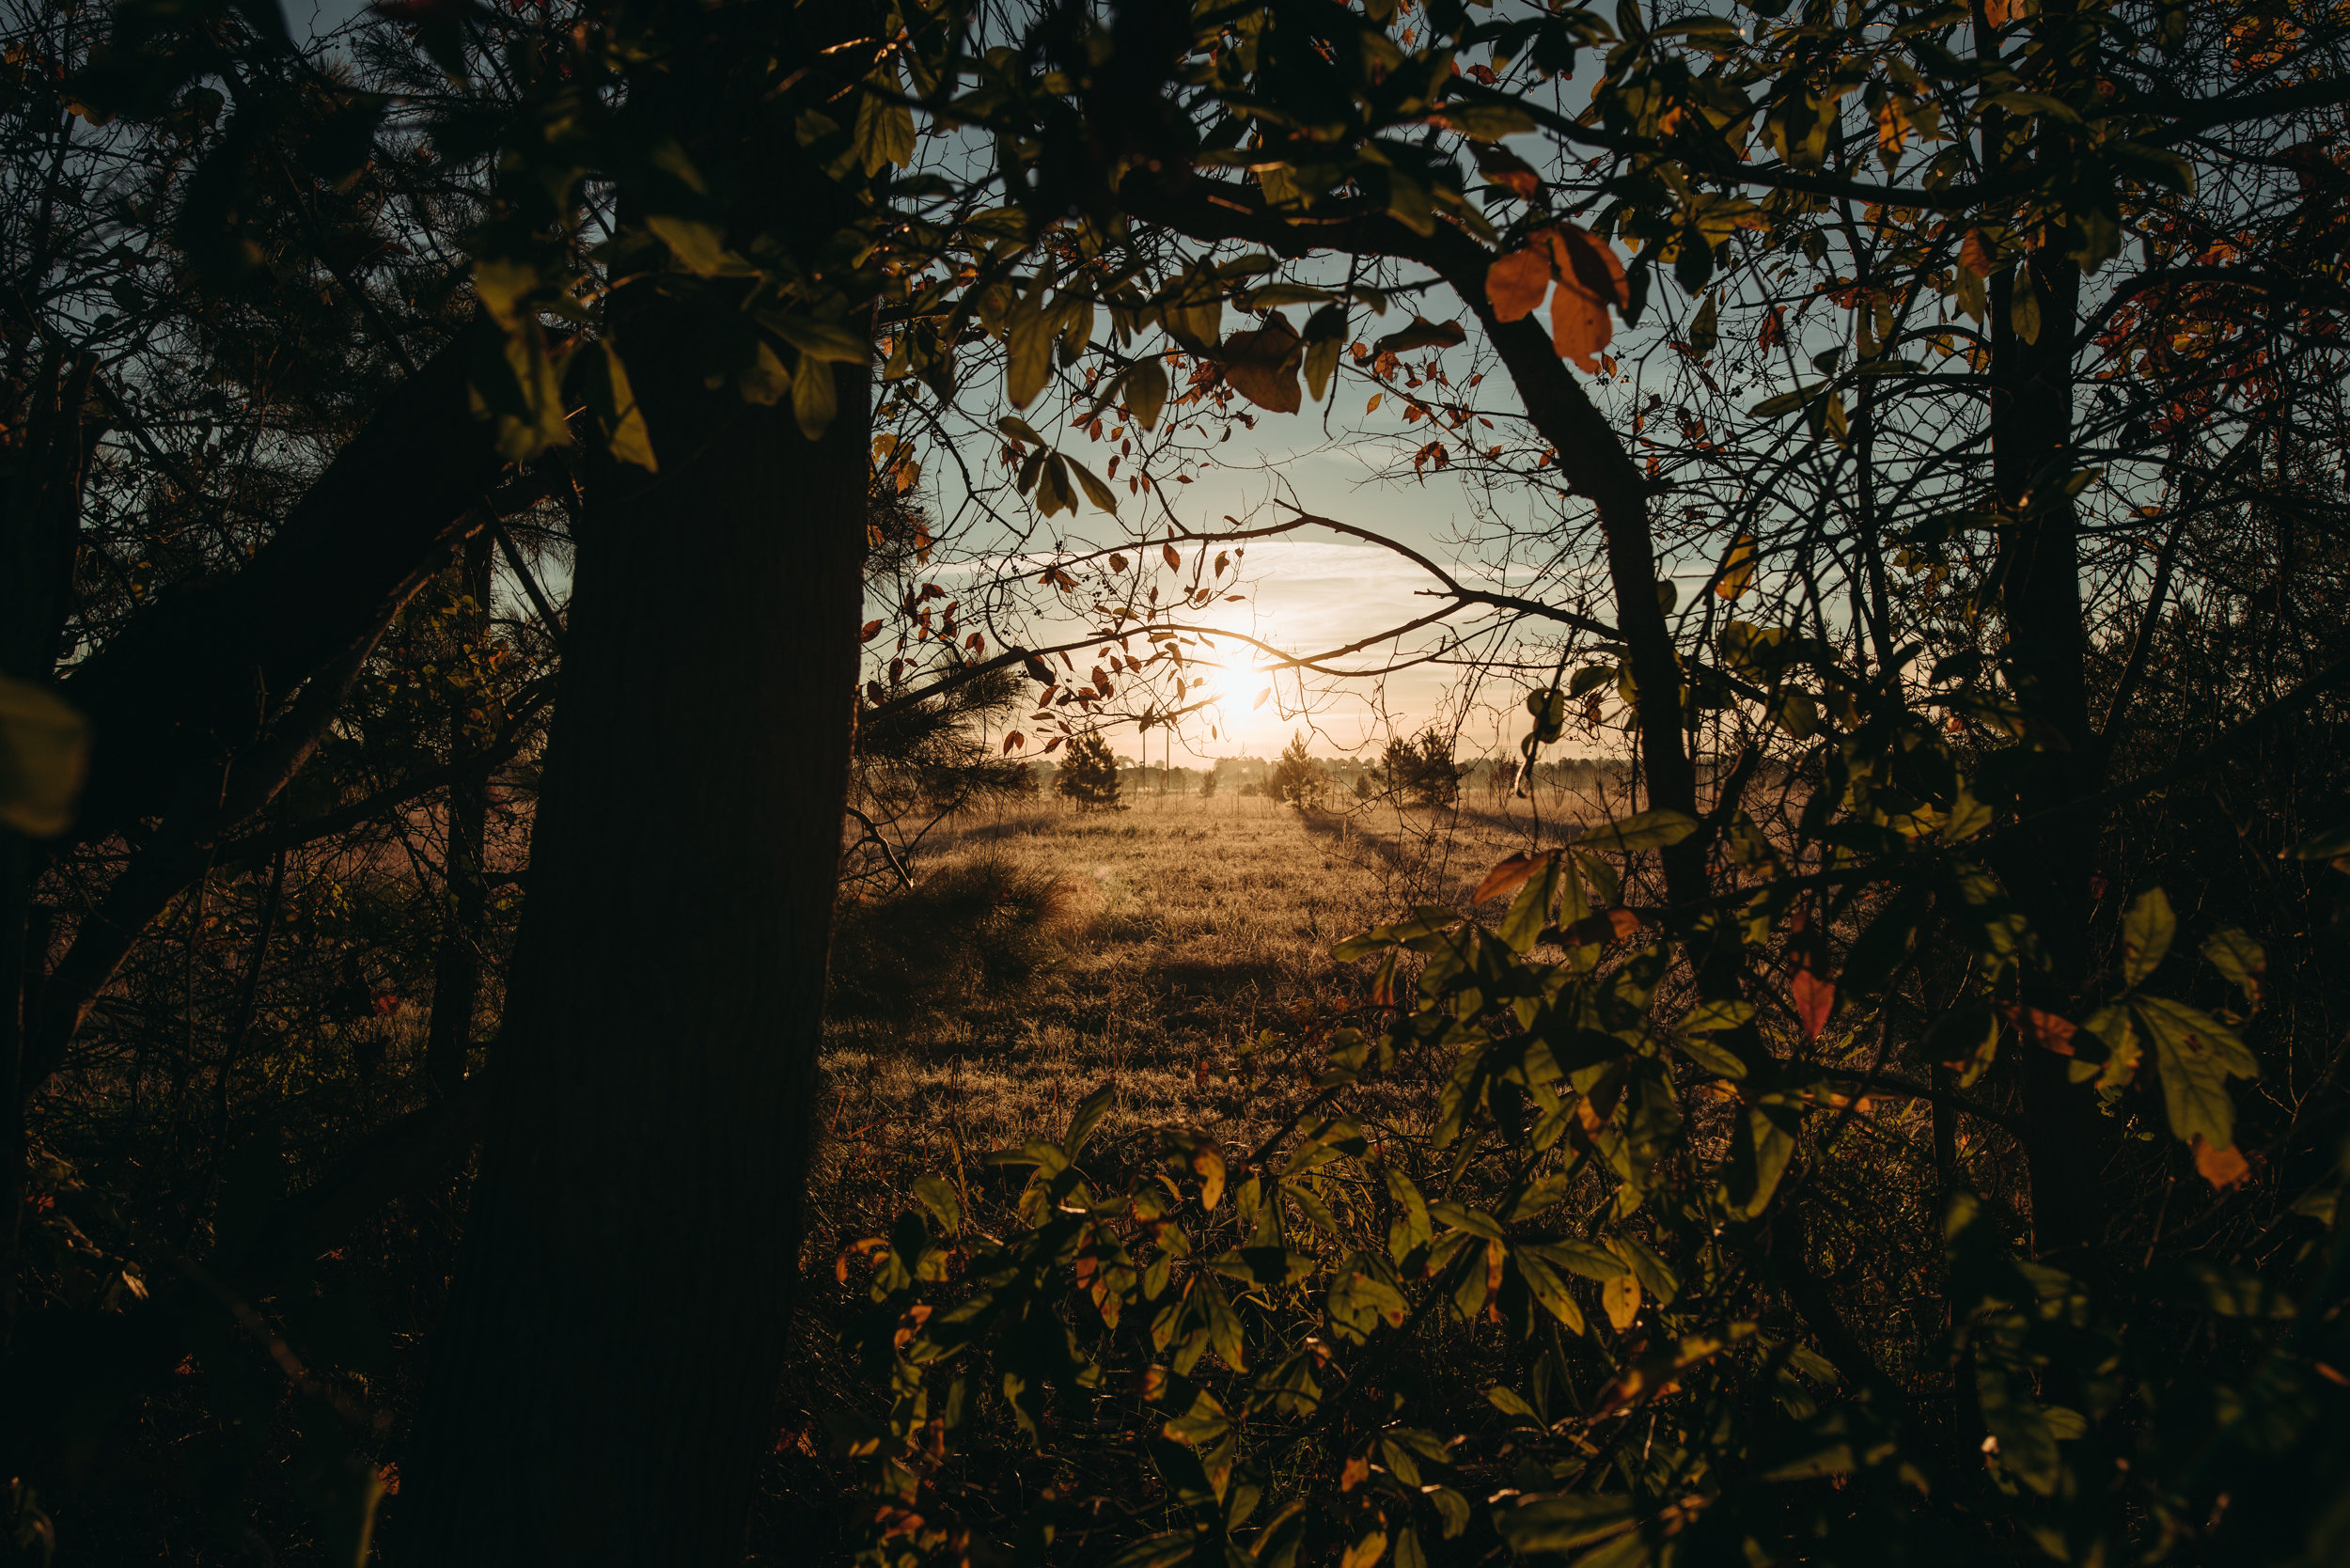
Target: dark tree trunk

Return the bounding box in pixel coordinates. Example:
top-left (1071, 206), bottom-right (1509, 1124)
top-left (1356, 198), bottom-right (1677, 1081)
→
top-left (1986, 246), bottom-right (2107, 1268)
top-left (401, 324), bottom-right (869, 1561)
top-left (426, 529), bottom-right (494, 1098)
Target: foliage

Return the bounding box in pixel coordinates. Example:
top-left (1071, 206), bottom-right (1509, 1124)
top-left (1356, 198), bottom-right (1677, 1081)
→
top-left (1270, 732), bottom-right (1332, 811)
top-left (1380, 731), bottom-right (1463, 810)
top-left (841, 776), bottom-right (2346, 1567)
top-left (830, 855), bottom-right (1075, 1025)
top-left (1054, 733), bottom-right (1123, 812)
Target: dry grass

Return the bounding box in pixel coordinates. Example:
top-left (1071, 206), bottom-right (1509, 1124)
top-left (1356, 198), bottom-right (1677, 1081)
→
top-left (808, 784), bottom-right (1626, 1240)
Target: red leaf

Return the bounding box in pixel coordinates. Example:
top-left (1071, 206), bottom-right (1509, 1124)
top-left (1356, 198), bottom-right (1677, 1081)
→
top-left (1997, 1003), bottom-right (2079, 1056)
top-left (1791, 969), bottom-right (1835, 1041)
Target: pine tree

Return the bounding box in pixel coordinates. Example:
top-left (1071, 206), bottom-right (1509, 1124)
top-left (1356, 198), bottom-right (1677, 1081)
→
top-left (1271, 730), bottom-right (1330, 809)
top-left (1054, 732), bottom-right (1122, 810)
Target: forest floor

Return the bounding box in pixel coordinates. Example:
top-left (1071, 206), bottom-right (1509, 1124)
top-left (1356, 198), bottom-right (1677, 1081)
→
top-left (807, 783), bottom-right (1627, 1251)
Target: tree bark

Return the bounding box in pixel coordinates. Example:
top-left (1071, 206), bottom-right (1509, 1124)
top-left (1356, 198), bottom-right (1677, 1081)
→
top-left (400, 329), bottom-right (869, 1560)
top-left (1986, 246), bottom-right (2107, 1268)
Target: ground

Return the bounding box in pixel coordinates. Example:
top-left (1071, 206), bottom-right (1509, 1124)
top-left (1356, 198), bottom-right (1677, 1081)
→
top-left (810, 782), bottom-right (1631, 1245)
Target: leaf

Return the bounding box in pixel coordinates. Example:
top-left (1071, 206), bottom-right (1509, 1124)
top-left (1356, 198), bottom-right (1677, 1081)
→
top-left (1485, 244), bottom-right (1552, 322)
top-left (1494, 1493), bottom-right (1640, 1555)
top-left (790, 352), bottom-right (838, 441)
top-left (911, 1173), bottom-right (963, 1233)
top-left (1371, 317), bottom-right (1466, 356)
top-left (1472, 143), bottom-right (1543, 197)
top-left (2289, 821), bottom-right (2350, 859)
top-left (1104, 1531), bottom-right (1209, 1568)
top-left (2121, 887), bottom-right (2175, 989)
top-left (1069, 457), bottom-right (1120, 514)
top-left (1602, 1271), bottom-right (1641, 1329)
top-left (1485, 1384), bottom-right (1538, 1419)
top-left (1162, 543), bottom-right (1182, 572)
top-left (1222, 316), bottom-right (1304, 414)
top-left (2011, 265), bottom-right (2042, 346)
top-left (2134, 995), bottom-right (2258, 1151)
top-left (1577, 808), bottom-right (1699, 854)
top-left (1008, 305), bottom-right (1057, 409)
top-left (1340, 1530), bottom-right (1388, 1568)
top-left (0, 675), bottom-right (89, 837)
top-left (1716, 534), bottom-right (1755, 599)
top-left (579, 339), bottom-right (656, 471)
top-left (1475, 849), bottom-right (1550, 905)
top-left (1546, 225), bottom-right (1628, 372)
top-left (645, 214), bottom-right (728, 276)
top-left (1124, 360), bottom-right (1169, 429)
top-left (1687, 291), bottom-right (1718, 356)
top-left (2201, 927), bottom-right (2265, 1012)
top-left (2194, 1135), bottom-right (2251, 1191)
top-left (1193, 1144), bottom-right (1227, 1209)
top-left (1062, 1082), bottom-right (1117, 1157)
top-left (1749, 388), bottom-right (1810, 418)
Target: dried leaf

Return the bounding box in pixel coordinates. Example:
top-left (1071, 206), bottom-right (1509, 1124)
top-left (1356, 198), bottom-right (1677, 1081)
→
top-left (1475, 849), bottom-right (1550, 905)
top-left (2193, 1135), bottom-right (2251, 1191)
top-left (1485, 244), bottom-right (1552, 322)
top-left (1791, 968), bottom-right (1835, 1041)
top-left (1545, 225), bottom-right (1627, 372)
top-left (1220, 316), bottom-right (1304, 414)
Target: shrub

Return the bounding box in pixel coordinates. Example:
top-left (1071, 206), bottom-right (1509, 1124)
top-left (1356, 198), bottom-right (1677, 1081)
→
top-left (1380, 728), bottom-right (1461, 807)
top-left (827, 854), bottom-right (1075, 1021)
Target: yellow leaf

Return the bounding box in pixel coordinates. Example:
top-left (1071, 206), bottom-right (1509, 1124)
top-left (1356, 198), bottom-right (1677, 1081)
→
top-left (1340, 1529), bottom-right (1388, 1568)
top-left (0, 675), bottom-right (89, 838)
top-left (1716, 534), bottom-right (1755, 599)
top-left (1603, 1273), bottom-right (1641, 1330)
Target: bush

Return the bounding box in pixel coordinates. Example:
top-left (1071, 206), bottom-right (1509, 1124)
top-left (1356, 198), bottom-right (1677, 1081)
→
top-left (1052, 732), bottom-right (1121, 810)
top-left (827, 854), bottom-right (1075, 1021)
top-left (1199, 767), bottom-right (1218, 799)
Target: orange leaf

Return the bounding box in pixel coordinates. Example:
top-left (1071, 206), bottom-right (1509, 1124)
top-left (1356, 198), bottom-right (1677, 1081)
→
top-left (1162, 541), bottom-right (1181, 571)
top-left (1474, 849), bottom-right (1551, 904)
top-left (858, 619), bottom-right (884, 643)
top-left (1472, 143), bottom-right (1543, 198)
top-left (1998, 1003), bottom-right (2079, 1056)
top-left (1485, 244), bottom-right (1553, 322)
top-left (1961, 227), bottom-right (1998, 277)
top-left (1219, 317), bottom-right (1304, 414)
top-left (1002, 730), bottom-right (1026, 753)
top-left (2193, 1135), bottom-right (2251, 1191)
top-left (1340, 1454), bottom-right (1371, 1493)
top-left (1545, 225), bottom-right (1627, 372)
top-left (1791, 969), bottom-right (1835, 1041)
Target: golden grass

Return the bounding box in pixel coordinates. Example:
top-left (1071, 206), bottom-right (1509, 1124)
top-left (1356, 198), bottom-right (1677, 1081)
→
top-left (809, 785), bottom-right (1625, 1239)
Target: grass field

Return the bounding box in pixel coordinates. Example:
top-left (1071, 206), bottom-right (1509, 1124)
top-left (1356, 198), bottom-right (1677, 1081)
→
top-left (809, 781), bottom-right (1636, 1244)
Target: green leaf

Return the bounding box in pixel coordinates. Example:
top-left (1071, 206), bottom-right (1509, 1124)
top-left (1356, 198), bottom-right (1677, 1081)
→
top-left (1492, 1493), bottom-right (1640, 1554)
top-left (1485, 1384), bottom-right (1538, 1419)
top-left (579, 339), bottom-right (656, 471)
top-left (645, 213), bottom-right (728, 276)
top-left (910, 1173), bottom-right (962, 1234)
top-left (1068, 457), bottom-right (1120, 514)
top-left (2201, 926), bottom-right (2265, 1013)
top-left (852, 73), bottom-right (916, 175)
top-left (1749, 387), bottom-right (1810, 418)
top-left (790, 351), bottom-right (838, 441)
top-left (1577, 808), bottom-right (1700, 854)
top-left (0, 674), bottom-right (89, 838)
top-left (1512, 1249), bottom-right (1587, 1335)
top-left (1124, 360), bottom-right (1169, 429)
top-left (1063, 1082), bottom-right (1117, 1156)
top-left (1384, 1166), bottom-right (1433, 1263)
top-left (2132, 995), bottom-right (2257, 1151)
top-left (2121, 887), bottom-right (2175, 989)
top-left (1007, 302), bottom-right (1056, 409)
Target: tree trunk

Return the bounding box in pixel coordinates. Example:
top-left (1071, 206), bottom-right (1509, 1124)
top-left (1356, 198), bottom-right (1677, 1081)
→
top-left (401, 329), bottom-right (869, 1561)
top-left (425, 529), bottom-right (494, 1099)
top-left (1987, 246), bottom-right (2107, 1267)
